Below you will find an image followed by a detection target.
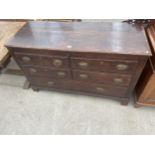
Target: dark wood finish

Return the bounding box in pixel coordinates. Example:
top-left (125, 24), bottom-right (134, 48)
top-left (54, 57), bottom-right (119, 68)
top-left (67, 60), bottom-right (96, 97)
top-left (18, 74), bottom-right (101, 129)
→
top-left (12, 51), bottom-right (70, 69)
top-left (71, 57), bottom-right (138, 73)
top-left (135, 22), bottom-right (155, 107)
top-left (31, 84), bottom-right (130, 104)
top-left (22, 66), bottom-right (71, 80)
top-left (72, 70), bottom-right (131, 86)
top-left (5, 21), bottom-right (151, 105)
top-left (6, 21), bottom-right (150, 56)
top-left (29, 77), bottom-right (127, 97)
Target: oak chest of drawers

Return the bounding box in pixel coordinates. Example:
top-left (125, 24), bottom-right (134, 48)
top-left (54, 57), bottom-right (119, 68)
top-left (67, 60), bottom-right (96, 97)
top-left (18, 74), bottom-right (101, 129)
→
top-left (5, 21), bottom-right (151, 105)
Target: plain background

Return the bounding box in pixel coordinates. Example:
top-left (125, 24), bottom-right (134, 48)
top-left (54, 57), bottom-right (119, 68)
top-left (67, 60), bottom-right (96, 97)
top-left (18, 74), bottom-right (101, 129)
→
top-left (0, 0), bottom-right (155, 154)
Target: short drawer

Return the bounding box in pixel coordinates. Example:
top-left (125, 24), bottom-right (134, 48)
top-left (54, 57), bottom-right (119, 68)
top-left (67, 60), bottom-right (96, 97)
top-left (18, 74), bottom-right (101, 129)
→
top-left (29, 77), bottom-right (127, 97)
top-left (29, 77), bottom-right (71, 89)
top-left (22, 66), bottom-right (71, 80)
top-left (72, 70), bottom-right (132, 86)
top-left (13, 53), bottom-right (41, 66)
top-left (13, 52), bottom-right (70, 69)
top-left (71, 57), bottom-right (137, 73)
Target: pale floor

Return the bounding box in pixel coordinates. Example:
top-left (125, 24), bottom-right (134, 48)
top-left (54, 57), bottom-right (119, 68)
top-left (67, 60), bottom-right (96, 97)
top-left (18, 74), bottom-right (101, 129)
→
top-left (1, 60), bottom-right (155, 134)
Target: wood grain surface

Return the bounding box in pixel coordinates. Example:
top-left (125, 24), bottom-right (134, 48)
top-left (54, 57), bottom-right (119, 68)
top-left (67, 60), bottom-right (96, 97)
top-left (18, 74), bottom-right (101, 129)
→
top-left (6, 21), bottom-right (151, 56)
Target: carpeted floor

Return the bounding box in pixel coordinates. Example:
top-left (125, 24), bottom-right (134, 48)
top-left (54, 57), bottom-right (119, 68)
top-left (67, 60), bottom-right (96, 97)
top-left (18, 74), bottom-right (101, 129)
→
top-left (0, 72), bottom-right (155, 134)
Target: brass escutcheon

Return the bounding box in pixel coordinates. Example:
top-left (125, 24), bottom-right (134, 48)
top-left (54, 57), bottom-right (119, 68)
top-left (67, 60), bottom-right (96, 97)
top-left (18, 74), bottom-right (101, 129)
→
top-left (22, 56), bottom-right (31, 62)
top-left (57, 71), bottom-right (66, 77)
top-left (30, 68), bottom-right (37, 73)
top-left (78, 62), bottom-right (88, 68)
top-left (48, 81), bottom-right (54, 86)
top-left (116, 64), bottom-right (128, 71)
top-left (53, 59), bottom-right (63, 67)
top-left (79, 73), bottom-right (88, 79)
top-left (114, 78), bottom-right (123, 84)
top-left (96, 87), bottom-right (105, 93)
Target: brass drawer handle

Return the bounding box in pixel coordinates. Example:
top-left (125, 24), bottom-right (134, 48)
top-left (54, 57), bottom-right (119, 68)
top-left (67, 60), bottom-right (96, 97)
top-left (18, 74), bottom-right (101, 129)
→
top-left (29, 68), bottom-right (37, 74)
top-left (78, 62), bottom-right (88, 68)
top-left (47, 81), bottom-right (55, 86)
top-left (96, 87), bottom-right (105, 93)
top-left (79, 73), bottom-right (88, 79)
top-left (53, 59), bottom-right (63, 67)
top-left (114, 78), bottom-right (123, 84)
top-left (57, 71), bottom-right (66, 77)
top-left (116, 64), bottom-right (128, 71)
top-left (22, 56), bottom-right (31, 62)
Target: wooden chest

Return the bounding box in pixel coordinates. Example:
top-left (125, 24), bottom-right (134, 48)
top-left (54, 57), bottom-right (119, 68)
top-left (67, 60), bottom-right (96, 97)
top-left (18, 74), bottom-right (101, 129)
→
top-left (135, 23), bottom-right (155, 107)
top-left (5, 21), bottom-right (151, 105)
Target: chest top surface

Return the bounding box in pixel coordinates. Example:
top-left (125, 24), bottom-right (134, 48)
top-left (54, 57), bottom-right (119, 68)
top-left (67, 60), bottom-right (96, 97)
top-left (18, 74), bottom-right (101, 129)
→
top-left (5, 21), bottom-right (151, 56)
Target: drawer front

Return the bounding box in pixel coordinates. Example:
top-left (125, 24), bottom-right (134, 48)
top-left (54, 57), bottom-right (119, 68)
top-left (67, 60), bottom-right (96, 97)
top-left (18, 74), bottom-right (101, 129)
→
top-left (13, 53), bottom-right (41, 66)
top-left (13, 52), bottom-right (69, 68)
top-left (73, 70), bottom-right (131, 86)
top-left (22, 66), bottom-right (71, 80)
top-left (72, 82), bottom-right (128, 97)
top-left (41, 56), bottom-right (69, 68)
top-left (71, 58), bottom-right (137, 73)
top-left (29, 77), bottom-right (127, 97)
top-left (30, 77), bottom-right (71, 89)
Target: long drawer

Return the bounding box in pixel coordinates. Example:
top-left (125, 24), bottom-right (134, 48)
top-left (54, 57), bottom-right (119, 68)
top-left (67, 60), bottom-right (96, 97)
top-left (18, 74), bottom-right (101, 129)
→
top-left (13, 52), bottom-right (70, 69)
top-left (29, 77), bottom-right (128, 97)
top-left (72, 70), bottom-right (132, 86)
top-left (22, 66), bottom-right (71, 80)
top-left (71, 57), bottom-right (138, 73)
